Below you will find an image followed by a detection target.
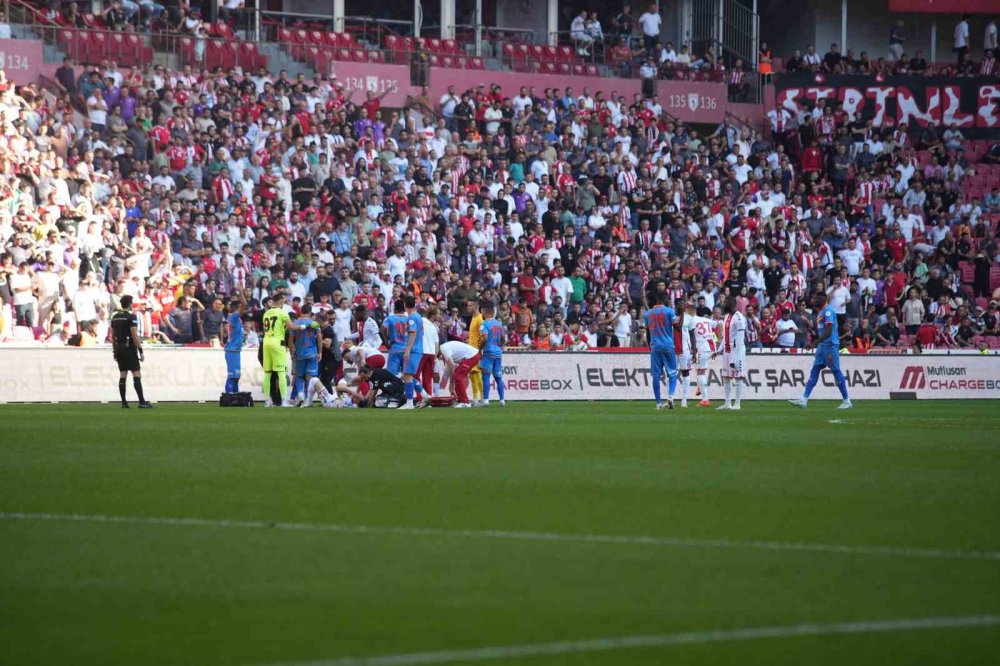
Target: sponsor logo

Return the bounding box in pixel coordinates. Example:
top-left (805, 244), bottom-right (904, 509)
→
top-left (687, 93), bottom-right (699, 112)
top-left (900, 366), bottom-right (926, 390)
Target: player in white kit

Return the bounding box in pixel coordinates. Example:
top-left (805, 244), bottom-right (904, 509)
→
top-left (682, 300), bottom-right (719, 407)
top-left (719, 298), bottom-right (747, 410)
top-left (342, 341), bottom-right (386, 371)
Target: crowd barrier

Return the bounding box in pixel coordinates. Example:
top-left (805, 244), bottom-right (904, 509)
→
top-left (0, 347), bottom-right (998, 403)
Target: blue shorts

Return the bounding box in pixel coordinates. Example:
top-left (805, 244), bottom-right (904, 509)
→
top-left (225, 350), bottom-right (241, 379)
top-left (479, 355), bottom-right (503, 377)
top-left (387, 351), bottom-right (404, 375)
top-left (403, 350), bottom-right (423, 376)
top-left (293, 358), bottom-right (319, 377)
top-left (813, 346), bottom-right (840, 372)
top-left (650, 350), bottom-right (678, 379)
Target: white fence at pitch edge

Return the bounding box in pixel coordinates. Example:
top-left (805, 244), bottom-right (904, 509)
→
top-left (0, 348), bottom-right (997, 402)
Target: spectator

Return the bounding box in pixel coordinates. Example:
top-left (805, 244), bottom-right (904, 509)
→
top-left (571, 10), bottom-right (594, 57)
top-left (876, 314), bottom-right (901, 347)
top-left (954, 14), bottom-right (970, 62)
top-left (637, 3), bottom-right (662, 54)
top-left (889, 20), bottom-right (905, 61)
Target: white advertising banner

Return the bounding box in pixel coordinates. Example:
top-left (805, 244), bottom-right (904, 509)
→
top-left (0, 347), bottom-right (263, 403)
top-left (498, 351), bottom-right (1000, 401)
top-left (0, 347), bottom-right (997, 402)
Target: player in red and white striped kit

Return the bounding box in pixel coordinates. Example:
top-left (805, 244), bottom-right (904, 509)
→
top-left (719, 298), bottom-right (748, 411)
top-left (682, 300), bottom-right (719, 408)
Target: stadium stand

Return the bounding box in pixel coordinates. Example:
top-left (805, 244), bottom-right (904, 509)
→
top-left (0, 4), bottom-right (998, 351)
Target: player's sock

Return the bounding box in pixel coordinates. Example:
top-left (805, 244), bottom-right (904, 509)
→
top-left (667, 373), bottom-right (677, 399)
top-left (232, 376), bottom-right (239, 392)
top-left (483, 376), bottom-right (492, 401)
top-left (734, 381), bottom-right (742, 407)
top-left (119, 378), bottom-right (127, 404)
top-left (495, 376), bottom-right (505, 401)
top-left (412, 379), bottom-right (423, 396)
top-left (652, 374), bottom-right (662, 404)
top-left (277, 372), bottom-right (288, 401)
top-left (833, 368), bottom-right (849, 400)
top-left (264, 372), bottom-right (272, 400)
top-left (224, 378), bottom-right (233, 393)
top-left (723, 378), bottom-right (732, 405)
top-left (680, 375), bottom-right (689, 401)
top-left (405, 381), bottom-right (414, 402)
top-left (133, 378), bottom-right (146, 403)
top-left (697, 375), bottom-right (709, 400)
top-left (290, 377), bottom-right (300, 402)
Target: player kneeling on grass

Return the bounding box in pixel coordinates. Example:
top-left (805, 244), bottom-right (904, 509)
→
top-left (342, 341), bottom-right (386, 372)
top-left (438, 340), bottom-right (481, 408)
top-left (788, 291), bottom-right (853, 410)
top-left (355, 365), bottom-right (409, 409)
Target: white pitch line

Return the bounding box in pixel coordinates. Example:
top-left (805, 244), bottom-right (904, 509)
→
top-left (2, 511), bottom-right (999, 562)
top-left (266, 615), bottom-right (1000, 666)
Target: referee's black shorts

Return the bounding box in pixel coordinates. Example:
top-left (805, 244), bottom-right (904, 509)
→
top-left (116, 349), bottom-right (141, 373)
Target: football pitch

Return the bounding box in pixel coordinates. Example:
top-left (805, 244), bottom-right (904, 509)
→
top-left (1, 401), bottom-right (998, 665)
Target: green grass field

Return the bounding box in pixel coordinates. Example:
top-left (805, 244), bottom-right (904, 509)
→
top-left (1, 401), bottom-right (999, 665)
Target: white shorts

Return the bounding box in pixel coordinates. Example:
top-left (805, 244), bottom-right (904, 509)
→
top-left (678, 353), bottom-right (692, 372)
top-left (695, 349), bottom-right (714, 371)
top-left (721, 352), bottom-right (745, 379)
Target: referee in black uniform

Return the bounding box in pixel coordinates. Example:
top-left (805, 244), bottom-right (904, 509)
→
top-left (111, 295), bottom-right (153, 409)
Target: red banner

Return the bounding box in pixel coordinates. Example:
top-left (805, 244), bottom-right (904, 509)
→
top-left (0, 39), bottom-right (43, 86)
top-left (775, 73), bottom-right (1000, 139)
top-left (888, 0), bottom-right (997, 12)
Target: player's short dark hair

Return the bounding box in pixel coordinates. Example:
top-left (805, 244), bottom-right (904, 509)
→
top-left (229, 299), bottom-right (242, 310)
top-left (301, 304), bottom-right (312, 315)
top-left (482, 302), bottom-right (495, 315)
top-left (358, 364), bottom-right (372, 377)
top-left (403, 294), bottom-right (416, 309)
top-left (393, 298), bottom-right (405, 313)
top-left (272, 292), bottom-right (286, 302)
top-left (120, 295), bottom-right (133, 309)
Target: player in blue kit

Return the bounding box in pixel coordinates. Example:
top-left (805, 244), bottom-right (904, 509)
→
top-left (478, 303), bottom-right (506, 407)
top-left (401, 294), bottom-right (430, 409)
top-left (643, 292), bottom-right (679, 410)
top-left (289, 305), bottom-right (322, 404)
top-left (789, 291), bottom-right (853, 410)
top-left (383, 299), bottom-right (409, 376)
top-left (224, 300), bottom-right (244, 393)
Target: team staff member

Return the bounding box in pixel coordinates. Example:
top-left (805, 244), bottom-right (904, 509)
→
top-left (261, 292), bottom-right (314, 407)
top-left (111, 295), bottom-right (153, 409)
top-left (224, 300), bottom-right (244, 393)
top-left (317, 310), bottom-right (340, 391)
top-left (357, 365), bottom-right (407, 408)
top-left (439, 340), bottom-right (480, 407)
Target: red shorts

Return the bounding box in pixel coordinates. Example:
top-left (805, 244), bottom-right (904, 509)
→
top-left (366, 354), bottom-right (385, 369)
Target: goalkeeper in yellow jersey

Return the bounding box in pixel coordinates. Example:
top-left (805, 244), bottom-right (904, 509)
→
top-left (261, 292), bottom-right (317, 407)
top-left (466, 300), bottom-right (485, 407)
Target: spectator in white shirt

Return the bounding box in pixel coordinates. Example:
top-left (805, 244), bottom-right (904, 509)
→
top-left (637, 4), bottom-right (662, 53)
top-left (775, 310), bottom-right (800, 347)
top-left (954, 15), bottom-right (970, 60)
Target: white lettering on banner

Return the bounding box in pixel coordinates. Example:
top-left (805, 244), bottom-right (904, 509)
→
top-left (0, 52), bottom-right (30, 72)
top-left (497, 353), bottom-right (999, 401)
top-left (339, 75), bottom-right (399, 95)
top-left (667, 94), bottom-right (718, 112)
top-left (0, 348), bottom-right (262, 403)
top-left (0, 349), bottom-right (997, 402)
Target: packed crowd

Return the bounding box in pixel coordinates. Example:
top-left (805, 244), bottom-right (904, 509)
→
top-left (0, 49), bottom-right (998, 352)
